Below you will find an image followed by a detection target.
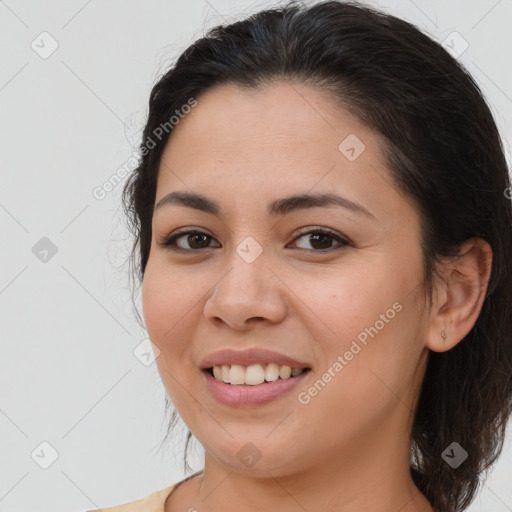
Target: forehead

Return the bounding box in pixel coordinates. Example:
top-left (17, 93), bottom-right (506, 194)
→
top-left (163, 81), bottom-right (368, 156)
top-left (155, 81), bottom-right (413, 223)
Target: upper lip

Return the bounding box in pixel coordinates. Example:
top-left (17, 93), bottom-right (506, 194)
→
top-left (199, 348), bottom-right (311, 370)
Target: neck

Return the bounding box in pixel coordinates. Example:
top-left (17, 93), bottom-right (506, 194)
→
top-left (190, 414), bottom-right (432, 512)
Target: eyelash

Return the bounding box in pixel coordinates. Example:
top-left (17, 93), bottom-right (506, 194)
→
top-left (159, 227), bottom-right (351, 253)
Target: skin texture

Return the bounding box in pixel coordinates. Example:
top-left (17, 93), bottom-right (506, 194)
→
top-left (141, 81), bottom-right (492, 511)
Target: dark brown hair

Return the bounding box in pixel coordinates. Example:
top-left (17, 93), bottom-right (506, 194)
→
top-left (122, 2), bottom-right (512, 510)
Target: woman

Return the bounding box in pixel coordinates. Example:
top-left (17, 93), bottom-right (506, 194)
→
top-left (96, 1), bottom-right (512, 510)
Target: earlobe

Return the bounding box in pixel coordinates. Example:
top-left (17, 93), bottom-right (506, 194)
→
top-left (425, 238), bottom-right (493, 353)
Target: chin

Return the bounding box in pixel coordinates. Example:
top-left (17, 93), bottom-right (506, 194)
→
top-left (206, 437), bottom-right (309, 478)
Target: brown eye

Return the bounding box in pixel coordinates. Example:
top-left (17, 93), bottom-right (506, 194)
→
top-left (161, 230), bottom-right (219, 251)
top-left (160, 227), bottom-right (350, 253)
top-left (291, 229), bottom-right (350, 252)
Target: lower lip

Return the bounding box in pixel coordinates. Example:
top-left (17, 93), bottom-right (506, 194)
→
top-left (203, 369), bottom-right (311, 407)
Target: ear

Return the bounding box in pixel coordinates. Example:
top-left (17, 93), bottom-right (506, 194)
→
top-left (426, 238), bottom-right (493, 353)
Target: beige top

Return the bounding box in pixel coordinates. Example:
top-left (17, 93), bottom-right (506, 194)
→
top-left (88, 471), bottom-right (203, 512)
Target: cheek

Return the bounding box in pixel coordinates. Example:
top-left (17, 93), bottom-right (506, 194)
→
top-left (294, 258), bottom-right (422, 398)
top-left (142, 253), bottom-right (194, 321)
top-left (291, 259), bottom-right (402, 346)
top-left (141, 264), bottom-right (168, 343)
top-left (142, 261), bottom-right (201, 406)
top-left (141, 259), bottom-right (192, 349)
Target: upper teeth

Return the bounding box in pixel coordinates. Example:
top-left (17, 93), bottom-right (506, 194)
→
top-left (212, 364), bottom-right (306, 385)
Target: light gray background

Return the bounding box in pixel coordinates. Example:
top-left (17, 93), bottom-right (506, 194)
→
top-left (1, 0), bottom-right (511, 511)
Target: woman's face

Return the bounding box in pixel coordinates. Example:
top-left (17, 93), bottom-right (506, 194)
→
top-left (142, 81), bottom-right (431, 477)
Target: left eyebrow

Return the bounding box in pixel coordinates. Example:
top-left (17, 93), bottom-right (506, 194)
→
top-left (154, 191), bottom-right (375, 220)
top-left (268, 192), bottom-right (375, 219)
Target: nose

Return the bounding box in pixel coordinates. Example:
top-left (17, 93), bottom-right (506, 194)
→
top-left (203, 249), bottom-right (288, 331)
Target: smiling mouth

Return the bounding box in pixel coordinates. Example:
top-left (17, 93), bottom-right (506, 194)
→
top-left (206, 363), bottom-right (311, 386)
